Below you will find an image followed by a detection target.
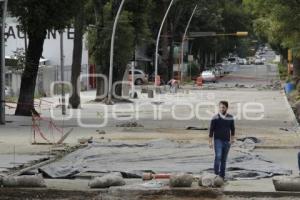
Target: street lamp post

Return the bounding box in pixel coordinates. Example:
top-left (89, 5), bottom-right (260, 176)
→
top-left (0, 0), bottom-right (7, 125)
top-left (60, 31), bottom-right (66, 115)
top-left (180, 4), bottom-right (198, 82)
top-left (154, 0), bottom-right (175, 91)
top-left (107, 0), bottom-right (126, 105)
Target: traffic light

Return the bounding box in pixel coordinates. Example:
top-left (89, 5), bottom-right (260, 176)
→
top-left (236, 32), bottom-right (248, 37)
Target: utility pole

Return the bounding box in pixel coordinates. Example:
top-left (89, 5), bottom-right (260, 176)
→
top-left (154, 0), bottom-right (175, 91)
top-left (0, 0), bottom-right (7, 125)
top-left (107, 0), bottom-right (126, 105)
top-left (60, 31), bottom-right (66, 115)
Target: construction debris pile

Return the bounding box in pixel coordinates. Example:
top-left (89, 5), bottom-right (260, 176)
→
top-left (38, 139), bottom-right (291, 180)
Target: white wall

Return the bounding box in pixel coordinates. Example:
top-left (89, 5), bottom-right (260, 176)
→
top-left (5, 17), bottom-right (89, 66)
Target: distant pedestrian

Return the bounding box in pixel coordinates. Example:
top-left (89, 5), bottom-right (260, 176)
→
top-left (168, 79), bottom-right (178, 93)
top-left (209, 101), bottom-right (235, 180)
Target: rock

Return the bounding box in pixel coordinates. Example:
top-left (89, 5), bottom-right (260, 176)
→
top-left (78, 137), bottom-right (93, 144)
top-left (0, 174), bottom-right (5, 185)
top-left (1, 174), bottom-right (46, 188)
top-left (97, 130), bottom-right (106, 135)
top-left (198, 175), bottom-right (203, 186)
top-left (89, 173), bottom-right (126, 188)
top-left (201, 174), bottom-right (215, 187)
top-left (116, 121), bottom-right (144, 128)
top-left (213, 176), bottom-right (224, 187)
top-left (169, 173), bottom-right (193, 188)
top-left (201, 174), bottom-right (224, 188)
top-left (273, 176), bottom-right (300, 191)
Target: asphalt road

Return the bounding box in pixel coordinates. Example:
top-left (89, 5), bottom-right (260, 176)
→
top-left (3, 50), bottom-right (297, 133)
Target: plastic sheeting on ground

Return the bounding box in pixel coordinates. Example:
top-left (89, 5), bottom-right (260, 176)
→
top-left (39, 139), bottom-right (292, 180)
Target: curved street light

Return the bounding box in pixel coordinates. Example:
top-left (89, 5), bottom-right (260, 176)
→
top-left (180, 4), bottom-right (198, 82)
top-left (107, 0), bottom-right (126, 105)
top-left (154, 0), bottom-right (175, 92)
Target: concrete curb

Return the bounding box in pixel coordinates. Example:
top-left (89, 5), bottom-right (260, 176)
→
top-left (280, 86), bottom-right (299, 126)
top-left (224, 190), bottom-right (300, 198)
top-left (0, 188), bottom-right (104, 200)
top-left (106, 187), bottom-right (222, 198)
top-left (2, 187), bottom-right (300, 199)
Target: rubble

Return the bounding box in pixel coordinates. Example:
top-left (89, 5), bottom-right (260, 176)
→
top-left (116, 122), bottom-right (144, 128)
top-left (88, 173), bottom-right (125, 188)
top-left (96, 130), bottom-right (106, 135)
top-left (186, 126), bottom-right (208, 131)
top-left (39, 139), bottom-right (291, 180)
top-left (140, 180), bottom-right (166, 188)
top-left (78, 137), bottom-right (93, 144)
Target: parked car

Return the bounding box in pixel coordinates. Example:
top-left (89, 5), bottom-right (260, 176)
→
top-left (227, 57), bottom-right (238, 64)
top-left (201, 70), bottom-right (217, 83)
top-left (246, 57), bottom-right (254, 65)
top-left (5, 86), bottom-right (12, 97)
top-left (254, 58), bottom-right (264, 65)
top-left (213, 65), bottom-right (225, 78)
top-left (128, 69), bottom-right (148, 85)
top-left (238, 58), bottom-right (247, 65)
top-left (221, 62), bottom-right (230, 74)
top-left (213, 68), bottom-right (221, 78)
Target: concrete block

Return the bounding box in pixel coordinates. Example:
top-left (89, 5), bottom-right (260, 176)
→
top-left (169, 173), bottom-right (193, 188)
top-left (1, 174), bottom-right (46, 188)
top-left (273, 176), bottom-right (300, 191)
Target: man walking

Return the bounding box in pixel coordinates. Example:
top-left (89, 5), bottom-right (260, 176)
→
top-left (209, 101), bottom-right (235, 179)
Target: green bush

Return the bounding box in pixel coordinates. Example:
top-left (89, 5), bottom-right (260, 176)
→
top-left (278, 63), bottom-right (288, 81)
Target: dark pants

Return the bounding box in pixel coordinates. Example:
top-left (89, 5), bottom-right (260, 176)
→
top-left (214, 139), bottom-right (231, 178)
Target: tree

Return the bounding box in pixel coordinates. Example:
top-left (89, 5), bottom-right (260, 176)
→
top-left (244, 0), bottom-right (300, 82)
top-left (10, 48), bottom-right (26, 72)
top-left (9, 0), bottom-right (78, 116)
top-left (187, 0), bottom-right (252, 69)
top-left (87, 0), bottom-right (152, 101)
top-left (69, 0), bottom-right (87, 109)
